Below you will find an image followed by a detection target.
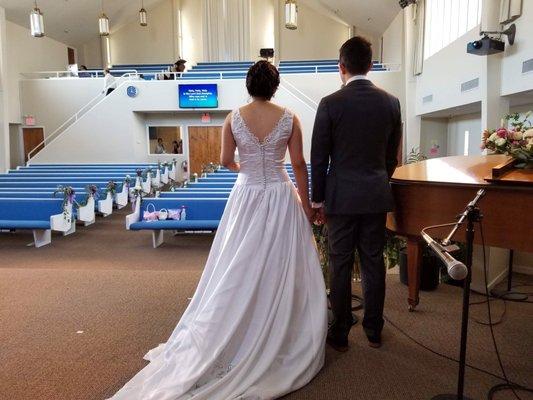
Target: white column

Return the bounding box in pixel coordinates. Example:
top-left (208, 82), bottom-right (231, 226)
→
top-left (172, 0), bottom-right (182, 61)
top-left (0, 6), bottom-right (10, 171)
top-left (480, 0), bottom-right (510, 130)
top-left (403, 5), bottom-right (421, 159)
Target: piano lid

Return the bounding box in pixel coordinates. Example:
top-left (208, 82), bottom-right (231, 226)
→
top-left (391, 155), bottom-right (532, 187)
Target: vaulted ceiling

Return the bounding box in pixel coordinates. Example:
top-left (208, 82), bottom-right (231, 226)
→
top-left (317, 0), bottom-right (401, 36)
top-left (0, 0), bottom-right (166, 47)
top-left (0, 0), bottom-right (401, 48)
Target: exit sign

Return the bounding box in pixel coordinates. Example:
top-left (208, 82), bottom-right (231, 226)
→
top-left (201, 113), bottom-right (211, 124)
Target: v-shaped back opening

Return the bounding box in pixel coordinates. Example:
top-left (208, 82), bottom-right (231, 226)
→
top-left (236, 108), bottom-right (288, 145)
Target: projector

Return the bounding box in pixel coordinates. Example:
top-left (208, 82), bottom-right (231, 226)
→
top-left (467, 24), bottom-right (516, 56)
top-left (467, 36), bottom-right (505, 56)
top-left (260, 48), bottom-right (274, 59)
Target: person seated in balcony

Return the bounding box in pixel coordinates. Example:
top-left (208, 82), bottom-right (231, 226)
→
top-left (172, 139), bottom-right (183, 154)
top-left (154, 138), bottom-right (166, 154)
top-left (78, 65), bottom-right (91, 78)
top-left (175, 59), bottom-right (186, 75)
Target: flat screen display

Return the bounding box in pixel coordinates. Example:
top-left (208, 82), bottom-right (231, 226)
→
top-left (178, 84), bottom-right (219, 109)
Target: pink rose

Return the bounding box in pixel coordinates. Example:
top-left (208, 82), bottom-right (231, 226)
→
top-left (496, 128), bottom-right (508, 138)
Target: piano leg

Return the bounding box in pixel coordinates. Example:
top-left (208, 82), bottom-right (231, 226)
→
top-left (407, 237), bottom-right (423, 311)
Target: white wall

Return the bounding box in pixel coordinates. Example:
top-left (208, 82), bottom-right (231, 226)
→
top-left (110, 0), bottom-right (176, 65)
top-left (282, 70), bottom-right (405, 111)
top-left (416, 27), bottom-right (483, 116)
top-left (382, 12), bottom-right (403, 64)
top-left (77, 36), bottom-right (103, 69)
top-left (446, 113), bottom-right (482, 156)
top-left (500, 0), bottom-right (533, 96)
top-left (180, 0), bottom-right (204, 67)
top-left (279, 0), bottom-right (350, 60)
top-left (419, 117), bottom-right (448, 159)
top-left (20, 77), bottom-right (104, 137)
top-left (6, 21), bottom-right (69, 124)
top-left (250, 0), bottom-right (276, 60)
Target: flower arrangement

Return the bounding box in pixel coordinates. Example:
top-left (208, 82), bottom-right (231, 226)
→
top-left (105, 180), bottom-right (117, 196)
top-left (130, 186), bottom-right (145, 210)
top-left (77, 185), bottom-right (99, 207)
top-left (201, 162), bottom-right (220, 176)
top-left (136, 168), bottom-right (143, 177)
top-left (143, 167), bottom-right (153, 179)
top-left (482, 111), bottom-right (533, 168)
top-left (123, 175), bottom-right (132, 188)
top-left (169, 180), bottom-right (186, 191)
top-left (53, 185), bottom-right (77, 217)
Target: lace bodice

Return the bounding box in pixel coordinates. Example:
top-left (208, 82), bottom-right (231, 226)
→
top-left (231, 108), bottom-right (293, 187)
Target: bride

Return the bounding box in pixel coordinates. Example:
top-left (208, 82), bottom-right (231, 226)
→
top-left (109, 61), bottom-right (327, 400)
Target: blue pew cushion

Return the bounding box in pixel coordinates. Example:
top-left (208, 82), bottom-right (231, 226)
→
top-left (0, 220), bottom-right (51, 229)
top-left (129, 220), bottom-right (219, 230)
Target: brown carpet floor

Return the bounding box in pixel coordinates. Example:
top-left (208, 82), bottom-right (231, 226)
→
top-left (0, 210), bottom-right (531, 400)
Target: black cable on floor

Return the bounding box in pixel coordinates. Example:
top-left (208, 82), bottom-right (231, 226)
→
top-left (469, 296), bottom-right (507, 326)
top-left (479, 221), bottom-right (523, 400)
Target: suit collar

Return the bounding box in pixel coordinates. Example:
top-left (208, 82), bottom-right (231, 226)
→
top-left (345, 79), bottom-right (374, 88)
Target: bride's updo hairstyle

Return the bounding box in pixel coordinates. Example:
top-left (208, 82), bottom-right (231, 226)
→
top-left (246, 60), bottom-right (280, 101)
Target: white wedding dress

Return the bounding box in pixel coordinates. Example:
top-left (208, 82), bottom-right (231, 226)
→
top-left (109, 108), bottom-right (327, 400)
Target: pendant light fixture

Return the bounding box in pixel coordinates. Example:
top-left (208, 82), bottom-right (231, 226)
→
top-left (285, 0), bottom-right (298, 30)
top-left (99, 0), bottom-right (110, 36)
top-left (30, 1), bottom-right (45, 38)
top-left (139, 0), bottom-right (148, 27)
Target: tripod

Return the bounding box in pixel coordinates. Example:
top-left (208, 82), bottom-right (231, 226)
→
top-left (430, 190), bottom-right (485, 400)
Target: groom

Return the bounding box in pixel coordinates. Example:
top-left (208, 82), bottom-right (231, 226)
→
top-left (311, 36), bottom-right (402, 351)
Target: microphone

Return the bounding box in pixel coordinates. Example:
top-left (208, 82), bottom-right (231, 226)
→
top-left (421, 231), bottom-right (468, 281)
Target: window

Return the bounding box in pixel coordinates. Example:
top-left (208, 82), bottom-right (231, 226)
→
top-left (424, 0), bottom-right (482, 59)
top-left (148, 126), bottom-right (183, 155)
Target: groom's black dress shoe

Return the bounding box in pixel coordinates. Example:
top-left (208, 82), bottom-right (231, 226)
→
top-left (367, 334), bottom-right (382, 349)
top-left (326, 335), bottom-right (349, 353)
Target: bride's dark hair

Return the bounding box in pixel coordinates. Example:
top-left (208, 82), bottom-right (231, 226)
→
top-left (246, 61), bottom-right (280, 101)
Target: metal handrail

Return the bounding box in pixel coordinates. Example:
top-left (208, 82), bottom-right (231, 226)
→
top-left (280, 78), bottom-right (318, 110)
top-left (26, 73), bottom-right (137, 163)
top-left (20, 69), bottom-right (138, 79)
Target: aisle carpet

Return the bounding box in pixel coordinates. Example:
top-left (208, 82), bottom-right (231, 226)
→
top-left (0, 210), bottom-right (531, 400)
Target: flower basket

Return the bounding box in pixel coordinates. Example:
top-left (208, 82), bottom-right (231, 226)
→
top-left (482, 112), bottom-right (533, 169)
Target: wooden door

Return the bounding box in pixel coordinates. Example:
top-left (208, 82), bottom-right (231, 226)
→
top-left (188, 126), bottom-right (222, 175)
top-left (23, 128), bottom-right (44, 161)
top-left (68, 47), bottom-right (76, 65)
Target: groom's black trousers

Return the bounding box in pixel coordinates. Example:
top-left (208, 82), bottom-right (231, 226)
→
top-left (327, 213), bottom-right (387, 341)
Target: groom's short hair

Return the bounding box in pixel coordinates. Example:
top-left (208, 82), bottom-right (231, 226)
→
top-left (339, 36), bottom-right (373, 75)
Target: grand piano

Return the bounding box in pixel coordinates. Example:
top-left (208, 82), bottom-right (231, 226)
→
top-left (387, 155), bottom-right (533, 310)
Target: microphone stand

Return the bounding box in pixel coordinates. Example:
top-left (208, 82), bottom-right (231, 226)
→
top-left (430, 189), bottom-right (485, 400)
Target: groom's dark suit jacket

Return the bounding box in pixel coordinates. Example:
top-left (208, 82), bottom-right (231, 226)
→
top-left (311, 79), bottom-right (402, 215)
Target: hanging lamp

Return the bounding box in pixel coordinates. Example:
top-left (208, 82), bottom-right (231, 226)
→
top-left (99, 0), bottom-right (110, 36)
top-left (285, 0), bottom-right (298, 30)
top-left (30, 1), bottom-right (45, 38)
top-left (139, 0), bottom-right (148, 26)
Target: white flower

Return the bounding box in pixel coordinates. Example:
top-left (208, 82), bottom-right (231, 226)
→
top-left (495, 137), bottom-right (507, 147)
top-left (510, 131), bottom-right (523, 140)
top-left (523, 129), bottom-right (533, 139)
top-left (488, 132), bottom-right (499, 142)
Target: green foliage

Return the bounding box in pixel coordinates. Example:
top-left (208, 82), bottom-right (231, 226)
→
top-left (406, 147), bottom-right (427, 164)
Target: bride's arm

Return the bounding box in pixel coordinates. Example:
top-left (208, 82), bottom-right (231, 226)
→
top-left (220, 113), bottom-right (240, 172)
top-left (288, 115), bottom-right (313, 222)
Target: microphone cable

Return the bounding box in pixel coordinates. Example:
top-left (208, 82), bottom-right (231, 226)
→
top-left (478, 220), bottom-right (528, 400)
